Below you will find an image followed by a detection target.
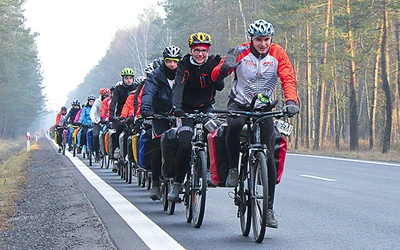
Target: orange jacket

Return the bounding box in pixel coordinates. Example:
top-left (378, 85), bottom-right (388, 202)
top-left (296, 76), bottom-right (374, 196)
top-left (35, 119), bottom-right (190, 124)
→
top-left (100, 96), bottom-right (111, 122)
top-left (121, 93), bottom-right (135, 118)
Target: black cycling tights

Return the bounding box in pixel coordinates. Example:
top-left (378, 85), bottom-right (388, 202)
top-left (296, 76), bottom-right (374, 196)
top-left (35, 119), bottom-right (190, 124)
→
top-left (174, 130), bottom-right (192, 183)
top-left (151, 137), bottom-right (162, 186)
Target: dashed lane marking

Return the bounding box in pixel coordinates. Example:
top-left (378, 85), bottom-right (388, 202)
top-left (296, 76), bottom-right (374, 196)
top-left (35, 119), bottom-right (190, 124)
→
top-left (300, 174), bottom-right (336, 182)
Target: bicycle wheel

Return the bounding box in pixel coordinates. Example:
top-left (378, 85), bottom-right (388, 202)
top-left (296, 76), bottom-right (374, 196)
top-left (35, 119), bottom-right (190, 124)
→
top-left (89, 150), bottom-right (93, 166)
top-left (137, 171), bottom-right (143, 187)
top-left (146, 172), bottom-right (152, 190)
top-left (162, 180), bottom-right (168, 211)
top-left (184, 178), bottom-right (193, 223)
top-left (251, 151), bottom-right (268, 243)
top-left (167, 179), bottom-right (175, 215)
top-left (191, 150), bottom-right (207, 228)
top-left (62, 131), bottom-right (66, 155)
top-left (239, 154), bottom-right (251, 236)
top-left (128, 161), bottom-right (133, 184)
top-left (73, 144), bottom-right (76, 157)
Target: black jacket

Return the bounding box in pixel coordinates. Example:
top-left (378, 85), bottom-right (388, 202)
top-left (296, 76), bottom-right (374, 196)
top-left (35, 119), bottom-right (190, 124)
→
top-left (141, 65), bottom-right (173, 114)
top-left (110, 82), bottom-right (136, 118)
top-left (172, 54), bottom-right (224, 111)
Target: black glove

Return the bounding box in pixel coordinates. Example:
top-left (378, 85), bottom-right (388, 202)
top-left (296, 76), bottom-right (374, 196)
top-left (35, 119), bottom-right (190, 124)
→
top-left (173, 109), bottom-right (185, 117)
top-left (283, 100), bottom-right (299, 116)
top-left (220, 48), bottom-right (241, 74)
top-left (141, 110), bottom-right (154, 118)
top-left (127, 115), bottom-right (135, 124)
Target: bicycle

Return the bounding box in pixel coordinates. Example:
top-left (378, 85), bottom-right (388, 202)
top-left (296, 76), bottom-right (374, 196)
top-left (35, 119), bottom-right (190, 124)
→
top-left (145, 113), bottom-right (176, 213)
top-left (212, 95), bottom-right (293, 243)
top-left (179, 111), bottom-right (213, 228)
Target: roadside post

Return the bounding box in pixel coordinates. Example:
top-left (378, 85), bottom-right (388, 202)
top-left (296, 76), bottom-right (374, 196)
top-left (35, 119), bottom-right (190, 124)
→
top-left (26, 132), bottom-right (31, 151)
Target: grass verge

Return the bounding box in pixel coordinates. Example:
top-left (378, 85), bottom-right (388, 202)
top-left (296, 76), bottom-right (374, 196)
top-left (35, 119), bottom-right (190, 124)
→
top-left (0, 142), bottom-right (38, 232)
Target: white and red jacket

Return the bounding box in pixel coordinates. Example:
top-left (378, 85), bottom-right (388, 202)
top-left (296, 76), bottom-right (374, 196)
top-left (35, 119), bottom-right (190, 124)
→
top-left (212, 42), bottom-right (298, 106)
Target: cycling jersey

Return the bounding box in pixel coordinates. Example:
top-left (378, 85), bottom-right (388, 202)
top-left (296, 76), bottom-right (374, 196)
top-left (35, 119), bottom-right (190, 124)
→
top-left (212, 42), bottom-right (298, 105)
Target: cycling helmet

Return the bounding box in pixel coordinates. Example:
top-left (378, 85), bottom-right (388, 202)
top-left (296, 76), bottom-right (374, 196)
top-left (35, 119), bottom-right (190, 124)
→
top-left (163, 45), bottom-right (182, 59)
top-left (144, 63), bottom-right (155, 76)
top-left (120, 67), bottom-right (135, 77)
top-left (61, 106), bottom-right (67, 111)
top-left (87, 94), bottom-right (96, 101)
top-left (247, 19), bottom-right (275, 37)
top-left (153, 58), bottom-right (163, 69)
top-left (99, 88), bottom-right (111, 96)
top-left (71, 99), bottom-right (80, 106)
top-left (188, 32), bottom-right (212, 47)
top-left (134, 76), bottom-right (147, 85)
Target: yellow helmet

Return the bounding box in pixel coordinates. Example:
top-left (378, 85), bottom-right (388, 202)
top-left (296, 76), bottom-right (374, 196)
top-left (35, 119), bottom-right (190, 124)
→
top-left (120, 68), bottom-right (135, 77)
top-left (188, 32), bottom-right (212, 47)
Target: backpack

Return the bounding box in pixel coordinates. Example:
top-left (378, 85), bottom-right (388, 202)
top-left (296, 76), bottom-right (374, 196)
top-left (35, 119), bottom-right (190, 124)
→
top-left (160, 128), bottom-right (179, 178)
top-left (208, 125), bottom-right (230, 186)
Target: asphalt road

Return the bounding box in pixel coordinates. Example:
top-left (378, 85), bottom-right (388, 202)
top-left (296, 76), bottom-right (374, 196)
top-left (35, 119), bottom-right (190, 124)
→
top-left (64, 144), bottom-right (400, 250)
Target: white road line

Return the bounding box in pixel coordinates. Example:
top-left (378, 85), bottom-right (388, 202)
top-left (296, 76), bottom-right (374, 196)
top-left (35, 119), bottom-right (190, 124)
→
top-left (50, 139), bottom-right (185, 250)
top-left (300, 174), bottom-right (336, 182)
top-left (289, 153), bottom-right (400, 167)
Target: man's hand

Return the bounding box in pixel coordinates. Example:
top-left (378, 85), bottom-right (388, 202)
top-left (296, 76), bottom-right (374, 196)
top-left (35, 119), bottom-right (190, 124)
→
top-left (173, 109), bottom-right (185, 117)
top-left (283, 100), bottom-right (299, 116)
top-left (220, 48), bottom-right (241, 74)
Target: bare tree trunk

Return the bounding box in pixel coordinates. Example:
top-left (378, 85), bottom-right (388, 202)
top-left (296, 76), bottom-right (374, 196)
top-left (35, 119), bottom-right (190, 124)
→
top-left (370, 22), bottom-right (382, 149)
top-left (347, 0), bottom-right (359, 151)
top-left (306, 21), bottom-right (312, 149)
top-left (313, 0), bottom-right (332, 150)
top-left (237, 0), bottom-right (247, 40)
top-left (381, 0), bottom-right (392, 154)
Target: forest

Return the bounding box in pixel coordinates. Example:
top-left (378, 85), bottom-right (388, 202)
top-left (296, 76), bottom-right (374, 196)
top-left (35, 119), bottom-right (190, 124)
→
top-left (1, 0), bottom-right (399, 154)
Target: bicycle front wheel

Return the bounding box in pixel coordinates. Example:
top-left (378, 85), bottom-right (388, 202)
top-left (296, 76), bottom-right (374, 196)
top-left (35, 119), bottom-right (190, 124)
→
top-left (191, 150), bottom-right (207, 228)
top-left (239, 155), bottom-right (251, 236)
top-left (251, 151), bottom-right (268, 243)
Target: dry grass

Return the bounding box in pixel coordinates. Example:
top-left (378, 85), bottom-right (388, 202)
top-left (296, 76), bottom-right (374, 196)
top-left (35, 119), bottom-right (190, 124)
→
top-left (0, 142), bottom-right (37, 232)
top-left (290, 140), bottom-right (400, 163)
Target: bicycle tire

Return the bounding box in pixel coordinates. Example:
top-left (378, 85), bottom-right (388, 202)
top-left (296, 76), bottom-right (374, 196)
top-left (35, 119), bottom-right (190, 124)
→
top-left (141, 172), bottom-right (147, 188)
top-left (89, 150), bottom-right (92, 166)
top-left (251, 151), bottom-right (268, 243)
top-left (191, 150), bottom-right (207, 228)
top-left (62, 131), bottom-right (66, 155)
top-left (239, 153), bottom-right (251, 236)
top-left (128, 161), bottom-right (133, 184)
top-left (137, 171), bottom-right (143, 187)
top-left (146, 172), bottom-right (152, 190)
top-left (167, 179), bottom-right (175, 215)
top-left (162, 180), bottom-right (168, 211)
top-left (183, 173), bottom-right (193, 223)
top-left (73, 144), bottom-right (76, 157)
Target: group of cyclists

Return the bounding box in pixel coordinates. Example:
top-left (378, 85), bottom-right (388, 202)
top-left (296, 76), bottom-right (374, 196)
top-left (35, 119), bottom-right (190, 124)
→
top-left (53, 19), bottom-right (299, 238)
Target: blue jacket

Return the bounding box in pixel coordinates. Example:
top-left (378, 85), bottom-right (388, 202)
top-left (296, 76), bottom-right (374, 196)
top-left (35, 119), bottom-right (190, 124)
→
top-left (78, 103), bottom-right (92, 126)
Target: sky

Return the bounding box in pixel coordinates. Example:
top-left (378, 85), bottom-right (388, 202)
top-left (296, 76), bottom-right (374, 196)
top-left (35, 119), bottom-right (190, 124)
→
top-left (23, 0), bottom-right (162, 111)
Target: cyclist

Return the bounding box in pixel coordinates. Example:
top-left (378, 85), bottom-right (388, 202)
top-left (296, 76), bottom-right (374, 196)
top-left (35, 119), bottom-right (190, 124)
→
top-left (168, 32), bottom-right (224, 202)
top-left (55, 106), bottom-right (67, 152)
top-left (90, 88), bottom-right (111, 161)
top-left (109, 68), bottom-right (136, 172)
top-left (64, 100), bottom-right (81, 151)
top-left (211, 19), bottom-right (299, 228)
top-left (100, 84), bottom-right (116, 123)
top-left (134, 61), bottom-right (160, 119)
top-left (121, 76), bottom-right (145, 123)
top-left (78, 95), bottom-right (96, 154)
top-left (140, 45), bottom-right (182, 200)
